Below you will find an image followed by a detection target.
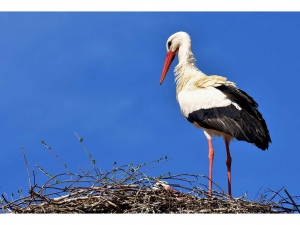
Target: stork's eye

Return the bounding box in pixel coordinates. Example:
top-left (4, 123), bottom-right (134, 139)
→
top-left (168, 41), bottom-right (172, 49)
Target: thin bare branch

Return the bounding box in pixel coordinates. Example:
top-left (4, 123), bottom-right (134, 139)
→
top-left (284, 188), bottom-right (300, 213)
top-left (20, 146), bottom-right (31, 188)
top-left (75, 133), bottom-right (96, 171)
top-left (40, 140), bottom-right (69, 172)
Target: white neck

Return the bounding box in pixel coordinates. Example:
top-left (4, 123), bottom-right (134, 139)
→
top-left (174, 43), bottom-right (206, 88)
top-left (177, 41), bottom-right (196, 65)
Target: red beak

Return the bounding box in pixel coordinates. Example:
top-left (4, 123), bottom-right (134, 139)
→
top-left (159, 50), bottom-right (178, 85)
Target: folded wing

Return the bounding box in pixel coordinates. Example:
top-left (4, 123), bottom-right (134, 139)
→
top-left (178, 76), bottom-right (271, 150)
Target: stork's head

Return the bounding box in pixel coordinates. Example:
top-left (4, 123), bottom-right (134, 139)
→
top-left (159, 31), bottom-right (191, 85)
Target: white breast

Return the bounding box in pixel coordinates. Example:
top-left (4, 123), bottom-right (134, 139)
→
top-left (178, 86), bottom-right (241, 117)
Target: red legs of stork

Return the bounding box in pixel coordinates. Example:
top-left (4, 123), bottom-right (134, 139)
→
top-left (225, 139), bottom-right (232, 198)
top-left (207, 139), bottom-right (214, 196)
top-left (204, 130), bottom-right (233, 198)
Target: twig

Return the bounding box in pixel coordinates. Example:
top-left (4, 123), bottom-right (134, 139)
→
top-left (20, 146), bottom-right (31, 189)
top-left (266, 187), bottom-right (285, 204)
top-left (284, 188), bottom-right (300, 213)
top-left (75, 133), bottom-right (96, 171)
top-left (41, 140), bottom-right (69, 172)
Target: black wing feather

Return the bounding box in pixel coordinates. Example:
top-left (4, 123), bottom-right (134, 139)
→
top-left (187, 85), bottom-right (271, 150)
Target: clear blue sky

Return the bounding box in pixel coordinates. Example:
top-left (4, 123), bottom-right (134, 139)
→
top-left (0, 12), bottom-right (299, 200)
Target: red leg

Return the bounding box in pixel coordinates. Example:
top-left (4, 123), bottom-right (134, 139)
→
top-left (225, 139), bottom-right (232, 197)
top-left (208, 139), bottom-right (214, 196)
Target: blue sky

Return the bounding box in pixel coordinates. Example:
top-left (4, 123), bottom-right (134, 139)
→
top-left (0, 12), bottom-right (299, 200)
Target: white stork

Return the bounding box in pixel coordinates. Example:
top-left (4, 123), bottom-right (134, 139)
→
top-left (159, 31), bottom-right (271, 197)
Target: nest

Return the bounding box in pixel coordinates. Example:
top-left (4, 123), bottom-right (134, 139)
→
top-left (1, 156), bottom-right (299, 214)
